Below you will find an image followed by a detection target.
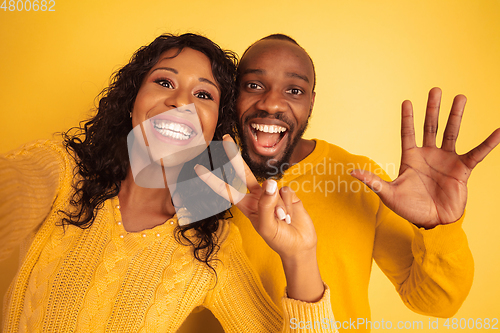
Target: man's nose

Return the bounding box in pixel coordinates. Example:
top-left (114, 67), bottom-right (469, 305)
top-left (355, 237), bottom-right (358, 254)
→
top-left (256, 89), bottom-right (287, 114)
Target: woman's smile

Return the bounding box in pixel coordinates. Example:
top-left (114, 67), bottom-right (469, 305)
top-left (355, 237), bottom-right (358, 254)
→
top-left (152, 120), bottom-right (195, 140)
top-left (149, 113), bottom-right (199, 146)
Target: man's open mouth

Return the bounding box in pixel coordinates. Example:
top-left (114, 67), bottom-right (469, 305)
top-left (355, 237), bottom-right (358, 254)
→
top-left (249, 122), bottom-right (288, 148)
top-left (152, 119), bottom-right (196, 141)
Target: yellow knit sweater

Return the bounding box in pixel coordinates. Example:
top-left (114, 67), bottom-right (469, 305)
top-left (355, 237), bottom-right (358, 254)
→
top-left (0, 141), bottom-right (337, 333)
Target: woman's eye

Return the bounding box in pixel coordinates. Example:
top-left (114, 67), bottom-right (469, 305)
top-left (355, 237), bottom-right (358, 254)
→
top-left (246, 83), bottom-right (262, 90)
top-left (287, 88), bottom-right (303, 95)
top-left (154, 79), bottom-right (173, 88)
top-left (195, 91), bottom-right (214, 100)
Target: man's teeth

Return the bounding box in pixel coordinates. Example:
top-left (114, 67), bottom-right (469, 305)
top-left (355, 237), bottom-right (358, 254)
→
top-left (152, 120), bottom-right (194, 140)
top-left (251, 123), bottom-right (287, 134)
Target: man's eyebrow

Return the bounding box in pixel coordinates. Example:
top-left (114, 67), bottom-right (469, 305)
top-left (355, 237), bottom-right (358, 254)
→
top-left (151, 67), bottom-right (178, 74)
top-left (286, 72), bottom-right (309, 83)
top-left (242, 68), bottom-right (310, 84)
top-left (242, 68), bottom-right (265, 75)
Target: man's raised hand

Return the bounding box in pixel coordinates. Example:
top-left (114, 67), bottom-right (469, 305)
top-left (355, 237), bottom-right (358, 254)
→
top-left (350, 87), bottom-right (500, 229)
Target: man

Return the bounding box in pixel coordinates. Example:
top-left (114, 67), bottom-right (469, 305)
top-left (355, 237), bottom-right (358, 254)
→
top-left (226, 34), bottom-right (500, 331)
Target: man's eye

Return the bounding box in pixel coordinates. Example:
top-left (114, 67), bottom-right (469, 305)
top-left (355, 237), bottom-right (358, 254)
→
top-left (287, 88), bottom-right (303, 95)
top-left (195, 91), bottom-right (214, 100)
top-left (246, 83), bottom-right (262, 90)
top-left (154, 79), bottom-right (173, 88)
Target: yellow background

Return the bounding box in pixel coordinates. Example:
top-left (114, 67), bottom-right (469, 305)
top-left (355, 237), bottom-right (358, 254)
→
top-left (1, 1), bottom-right (499, 331)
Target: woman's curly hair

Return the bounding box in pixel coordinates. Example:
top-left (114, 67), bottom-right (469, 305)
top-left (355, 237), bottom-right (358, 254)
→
top-left (61, 33), bottom-right (238, 268)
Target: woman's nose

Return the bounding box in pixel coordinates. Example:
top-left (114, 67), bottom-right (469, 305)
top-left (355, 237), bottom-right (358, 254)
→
top-left (165, 90), bottom-right (192, 110)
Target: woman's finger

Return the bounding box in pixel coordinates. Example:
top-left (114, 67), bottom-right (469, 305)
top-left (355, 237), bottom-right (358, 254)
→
top-left (256, 179), bottom-right (285, 239)
top-left (276, 206), bottom-right (291, 224)
top-left (279, 187), bottom-right (294, 224)
top-left (195, 164), bottom-right (245, 204)
top-left (222, 135), bottom-right (261, 193)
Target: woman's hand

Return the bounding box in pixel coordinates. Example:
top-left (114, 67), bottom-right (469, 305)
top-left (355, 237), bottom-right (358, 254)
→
top-left (257, 179), bottom-right (317, 261)
top-left (258, 180), bottom-right (324, 302)
top-left (195, 135), bottom-right (324, 302)
top-left (194, 135), bottom-right (316, 257)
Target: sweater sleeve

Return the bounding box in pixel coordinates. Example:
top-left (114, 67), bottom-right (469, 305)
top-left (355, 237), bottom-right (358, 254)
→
top-left (204, 223), bottom-right (338, 333)
top-left (373, 182), bottom-right (473, 318)
top-left (0, 140), bottom-right (71, 262)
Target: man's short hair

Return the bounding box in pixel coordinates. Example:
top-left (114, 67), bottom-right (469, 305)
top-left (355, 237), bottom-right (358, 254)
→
top-left (239, 33), bottom-right (316, 92)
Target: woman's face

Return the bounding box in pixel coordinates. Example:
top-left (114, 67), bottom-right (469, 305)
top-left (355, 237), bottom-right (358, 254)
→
top-left (131, 47), bottom-right (220, 167)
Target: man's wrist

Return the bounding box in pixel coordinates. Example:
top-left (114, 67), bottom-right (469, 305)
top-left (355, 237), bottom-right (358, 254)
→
top-left (412, 215), bottom-right (467, 255)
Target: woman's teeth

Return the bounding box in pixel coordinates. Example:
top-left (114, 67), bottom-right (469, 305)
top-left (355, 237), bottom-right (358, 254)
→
top-left (250, 123), bottom-right (287, 134)
top-left (152, 120), bottom-right (195, 140)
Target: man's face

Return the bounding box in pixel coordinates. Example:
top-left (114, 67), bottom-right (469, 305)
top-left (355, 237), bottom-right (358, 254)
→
top-left (236, 39), bottom-right (315, 180)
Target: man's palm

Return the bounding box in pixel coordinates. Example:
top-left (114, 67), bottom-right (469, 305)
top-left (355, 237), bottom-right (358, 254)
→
top-left (351, 88), bottom-right (500, 229)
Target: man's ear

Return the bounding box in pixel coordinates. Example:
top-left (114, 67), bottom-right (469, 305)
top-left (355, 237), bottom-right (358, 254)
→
top-left (309, 91), bottom-right (316, 117)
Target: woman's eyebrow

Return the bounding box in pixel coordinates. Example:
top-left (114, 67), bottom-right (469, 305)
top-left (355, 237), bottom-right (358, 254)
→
top-left (199, 77), bottom-right (219, 91)
top-left (148, 68), bottom-right (219, 92)
top-left (151, 67), bottom-right (178, 74)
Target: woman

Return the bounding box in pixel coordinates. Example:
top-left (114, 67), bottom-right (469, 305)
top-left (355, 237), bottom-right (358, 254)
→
top-left (0, 33), bottom-right (336, 332)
